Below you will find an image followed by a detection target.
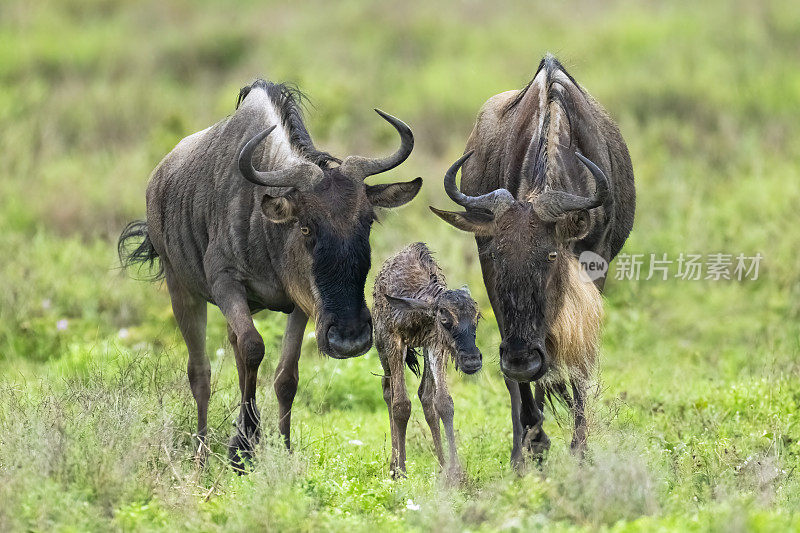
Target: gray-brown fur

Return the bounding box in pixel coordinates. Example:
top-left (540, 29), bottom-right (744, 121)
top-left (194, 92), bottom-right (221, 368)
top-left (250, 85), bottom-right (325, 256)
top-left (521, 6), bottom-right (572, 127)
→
top-left (119, 80), bottom-right (421, 470)
top-left (373, 243), bottom-right (481, 480)
top-left (431, 55), bottom-right (635, 468)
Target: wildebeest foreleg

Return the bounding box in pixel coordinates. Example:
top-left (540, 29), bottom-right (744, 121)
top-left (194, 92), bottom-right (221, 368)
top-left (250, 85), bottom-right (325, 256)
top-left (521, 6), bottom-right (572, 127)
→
top-left (505, 378), bottom-right (526, 471)
top-left (274, 307), bottom-right (308, 450)
top-left (418, 349), bottom-right (445, 467)
top-left (570, 381), bottom-right (588, 458)
top-left (227, 324), bottom-right (245, 398)
top-left (431, 350), bottom-right (462, 482)
top-left (520, 383), bottom-right (549, 460)
top-left (211, 277), bottom-right (264, 471)
top-left (165, 268), bottom-right (209, 465)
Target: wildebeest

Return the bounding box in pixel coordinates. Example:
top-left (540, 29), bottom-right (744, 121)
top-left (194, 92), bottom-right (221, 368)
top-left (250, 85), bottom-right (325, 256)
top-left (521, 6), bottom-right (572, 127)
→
top-left (430, 54), bottom-right (635, 467)
top-left (119, 80), bottom-right (422, 468)
top-left (373, 242), bottom-right (481, 479)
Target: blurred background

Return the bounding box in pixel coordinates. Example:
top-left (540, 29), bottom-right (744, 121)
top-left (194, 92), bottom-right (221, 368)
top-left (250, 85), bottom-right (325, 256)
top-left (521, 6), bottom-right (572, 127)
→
top-left (1, 0), bottom-right (800, 530)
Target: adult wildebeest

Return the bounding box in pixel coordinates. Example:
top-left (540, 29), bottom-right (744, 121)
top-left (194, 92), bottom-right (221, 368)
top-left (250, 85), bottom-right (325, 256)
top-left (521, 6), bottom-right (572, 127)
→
top-left (373, 242), bottom-right (481, 480)
top-left (430, 54), bottom-right (635, 467)
top-left (119, 80), bottom-right (422, 468)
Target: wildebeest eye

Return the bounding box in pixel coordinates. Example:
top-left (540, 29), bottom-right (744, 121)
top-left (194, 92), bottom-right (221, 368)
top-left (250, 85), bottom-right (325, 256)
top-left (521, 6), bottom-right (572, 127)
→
top-left (300, 226), bottom-right (310, 235)
top-left (548, 251), bottom-right (558, 262)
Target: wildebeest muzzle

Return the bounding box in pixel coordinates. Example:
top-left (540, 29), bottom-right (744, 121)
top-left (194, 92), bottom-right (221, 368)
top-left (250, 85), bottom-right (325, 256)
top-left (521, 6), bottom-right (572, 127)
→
top-left (325, 309), bottom-right (373, 359)
top-left (499, 336), bottom-right (546, 382)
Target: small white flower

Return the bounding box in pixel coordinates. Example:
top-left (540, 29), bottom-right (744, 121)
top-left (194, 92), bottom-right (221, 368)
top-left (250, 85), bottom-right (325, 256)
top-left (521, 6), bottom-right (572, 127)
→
top-left (348, 439), bottom-right (363, 446)
top-left (42, 299), bottom-right (52, 310)
top-left (406, 499), bottom-right (420, 511)
top-left (216, 348), bottom-right (225, 357)
top-left (118, 328), bottom-right (130, 339)
top-left (56, 319), bottom-right (68, 331)
top-left (307, 332), bottom-right (316, 339)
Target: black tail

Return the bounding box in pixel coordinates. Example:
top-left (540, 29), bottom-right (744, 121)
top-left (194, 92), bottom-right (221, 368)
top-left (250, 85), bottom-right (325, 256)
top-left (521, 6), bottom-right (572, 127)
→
top-left (118, 220), bottom-right (163, 281)
top-left (405, 346), bottom-right (421, 377)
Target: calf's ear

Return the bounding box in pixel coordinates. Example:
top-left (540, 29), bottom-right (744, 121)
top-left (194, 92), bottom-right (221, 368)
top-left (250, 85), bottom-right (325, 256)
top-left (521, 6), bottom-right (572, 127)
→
top-left (385, 294), bottom-right (432, 313)
top-left (429, 206), bottom-right (495, 236)
top-left (555, 209), bottom-right (591, 242)
top-left (366, 177), bottom-right (422, 208)
top-left (261, 194), bottom-right (296, 223)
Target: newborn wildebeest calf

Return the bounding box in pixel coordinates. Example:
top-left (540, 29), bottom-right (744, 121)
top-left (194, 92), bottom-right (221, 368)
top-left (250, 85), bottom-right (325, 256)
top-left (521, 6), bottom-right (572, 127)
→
top-left (373, 242), bottom-right (482, 479)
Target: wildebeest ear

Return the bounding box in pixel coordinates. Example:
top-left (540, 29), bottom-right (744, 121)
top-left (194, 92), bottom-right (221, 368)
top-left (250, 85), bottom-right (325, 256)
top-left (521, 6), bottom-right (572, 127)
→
top-left (261, 194), bottom-right (296, 223)
top-left (385, 294), bottom-right (431, 313)
top-left (366, 177), bottom-right (422, 208)
top-left (555, 210), bottom-right (591, 242)
top-left (429, 206), bottom-right (495, 236)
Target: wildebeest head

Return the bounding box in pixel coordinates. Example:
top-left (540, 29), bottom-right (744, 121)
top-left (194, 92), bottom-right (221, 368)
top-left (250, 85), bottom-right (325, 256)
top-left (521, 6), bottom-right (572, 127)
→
top-left (430, 151), bottom-right (608, 382)
top-left (385, 287), bottom-right (482, 375)
top-left (239, 110), bottom-right (422, 359)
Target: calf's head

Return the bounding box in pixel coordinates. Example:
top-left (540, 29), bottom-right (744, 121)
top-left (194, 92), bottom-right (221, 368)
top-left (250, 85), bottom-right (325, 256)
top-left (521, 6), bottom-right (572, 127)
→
top-left (430, 151), bottom-right (607, 382)
top-left (386, 288), bottom-right (482, 374)
top-left (239, 110), bottom-right (421, 359)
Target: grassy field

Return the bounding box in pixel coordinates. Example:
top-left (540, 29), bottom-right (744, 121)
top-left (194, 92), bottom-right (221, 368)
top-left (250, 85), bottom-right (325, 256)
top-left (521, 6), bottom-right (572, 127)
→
top-left (2, 0), bottom-right (800, 530)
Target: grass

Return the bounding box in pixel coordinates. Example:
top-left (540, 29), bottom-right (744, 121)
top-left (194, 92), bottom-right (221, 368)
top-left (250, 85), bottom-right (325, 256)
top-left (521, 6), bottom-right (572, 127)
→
top-left (1, 0), bottom-right (800, 530)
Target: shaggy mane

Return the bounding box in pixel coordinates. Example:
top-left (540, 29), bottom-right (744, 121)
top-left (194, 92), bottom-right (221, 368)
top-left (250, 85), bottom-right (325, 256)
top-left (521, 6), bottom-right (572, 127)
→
top-left (236, 80), bottom-right (340, 168)
top-left (544, 256), bottom-right (603, 387)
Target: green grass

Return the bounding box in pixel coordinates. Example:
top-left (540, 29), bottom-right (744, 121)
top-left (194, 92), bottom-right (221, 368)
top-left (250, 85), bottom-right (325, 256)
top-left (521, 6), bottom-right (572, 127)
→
top-left (2, 0), bottom-right (800, 530)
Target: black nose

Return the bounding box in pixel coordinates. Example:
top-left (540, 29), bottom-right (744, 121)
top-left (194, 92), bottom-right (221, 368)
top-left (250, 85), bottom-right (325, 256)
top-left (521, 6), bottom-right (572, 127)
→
top-left (460, 349), bottom-right (483, 375)
top-left (327, 320), bottom-right (372, 358)
top-left (499, 338), bottom-right (545, 382)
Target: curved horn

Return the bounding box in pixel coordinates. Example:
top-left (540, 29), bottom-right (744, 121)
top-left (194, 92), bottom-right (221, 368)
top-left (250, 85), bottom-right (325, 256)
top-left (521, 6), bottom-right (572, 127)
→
top-left (531, 151), bottom-right (610, 220)
top-left (443, 151), bottom-right (515, 213)
top-left (575, 151), bottom-right (610, 206)
top-left (238, 126), bottom-right (323, 188)
top-left (339, 109), bottom-right (414, 179)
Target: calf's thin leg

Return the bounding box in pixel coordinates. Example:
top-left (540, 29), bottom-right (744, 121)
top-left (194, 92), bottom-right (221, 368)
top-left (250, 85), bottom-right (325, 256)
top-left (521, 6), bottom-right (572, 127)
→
top-left (210, 276), bottom-right (264, 471)
top-left (274, 307), bottom-right (308, 450)
top-left (418, 349), bottom-right (445, 466)
top-left (380, 336), bottom-right (411, 477)
top-left (165, 268), bottom-right (210, 464)
top-left (431, 351), bottom-right (462, 481)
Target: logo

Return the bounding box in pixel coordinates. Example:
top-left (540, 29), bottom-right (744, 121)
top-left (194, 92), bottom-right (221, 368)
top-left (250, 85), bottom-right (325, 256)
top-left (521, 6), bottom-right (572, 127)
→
top-left (579, 251), bottom-right (608, 283)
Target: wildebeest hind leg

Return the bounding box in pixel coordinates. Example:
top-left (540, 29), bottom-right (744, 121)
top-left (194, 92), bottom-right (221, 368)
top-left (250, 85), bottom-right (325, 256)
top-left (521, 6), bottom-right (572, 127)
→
top-left (570, 381), bottom-right (588, 458)
top-left (274, 308), bottom-right (308, 450)
top-left (165, 267), bottom-right (209, 466)
top-left (211, 276), bottom-right (265, 472)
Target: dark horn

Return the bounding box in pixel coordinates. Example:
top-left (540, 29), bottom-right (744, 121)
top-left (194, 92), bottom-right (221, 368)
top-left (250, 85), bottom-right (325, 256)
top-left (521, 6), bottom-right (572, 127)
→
top-left (531, 152), bottom-right (610, 219)
top-left (575, 151), bottom-right (609, 207)
top-left (443, 151), bottom-right (514, 213)
top-left (339, 109), bottom-right (414, 178)
top-left (238, 126), bottom-right (322, 188)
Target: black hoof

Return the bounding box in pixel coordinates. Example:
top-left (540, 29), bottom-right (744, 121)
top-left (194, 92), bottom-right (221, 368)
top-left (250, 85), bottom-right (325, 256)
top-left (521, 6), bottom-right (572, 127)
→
top-left (389, 464), bottom-right (407, 480)
top-left (511, 426), bottom-right (551, 473)
top-left (228, 427), bottom-right (259, 473)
